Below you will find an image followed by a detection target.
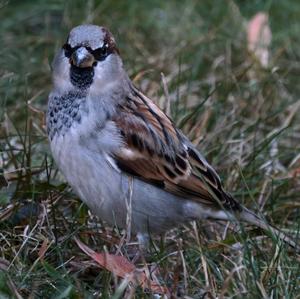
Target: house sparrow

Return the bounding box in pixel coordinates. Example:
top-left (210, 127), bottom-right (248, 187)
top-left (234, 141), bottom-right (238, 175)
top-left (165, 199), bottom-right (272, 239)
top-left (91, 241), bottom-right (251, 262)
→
top-left (47, 24), bottom-right (298, 251)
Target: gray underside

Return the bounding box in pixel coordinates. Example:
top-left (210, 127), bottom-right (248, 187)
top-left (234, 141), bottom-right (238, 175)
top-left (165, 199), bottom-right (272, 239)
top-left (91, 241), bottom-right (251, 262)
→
top-left (50, 130), bottom-right (229, 236)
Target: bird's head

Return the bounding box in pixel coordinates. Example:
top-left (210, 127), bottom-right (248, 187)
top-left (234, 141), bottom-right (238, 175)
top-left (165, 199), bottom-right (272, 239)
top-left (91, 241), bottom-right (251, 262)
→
top-left (52, 25), bottom-right (123, 94)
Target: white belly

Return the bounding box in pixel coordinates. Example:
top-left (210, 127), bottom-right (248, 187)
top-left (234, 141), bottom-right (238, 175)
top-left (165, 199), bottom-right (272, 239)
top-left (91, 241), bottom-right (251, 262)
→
top-left (50, 126), bottom-right (228, 236)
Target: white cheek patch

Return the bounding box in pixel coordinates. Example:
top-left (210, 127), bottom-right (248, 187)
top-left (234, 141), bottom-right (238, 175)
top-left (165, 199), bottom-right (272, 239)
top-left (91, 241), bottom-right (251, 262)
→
top-left (89, 55), bottom-right (124, 96)
top-left (53, 53), bottom-right (73, 92)
top-left (93, 62), bottom-right (106, 82)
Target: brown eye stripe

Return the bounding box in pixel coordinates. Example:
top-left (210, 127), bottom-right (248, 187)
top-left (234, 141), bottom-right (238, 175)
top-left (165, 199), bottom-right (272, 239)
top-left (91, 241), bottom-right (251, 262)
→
top-left (102, 27), bottom-right (120, 55)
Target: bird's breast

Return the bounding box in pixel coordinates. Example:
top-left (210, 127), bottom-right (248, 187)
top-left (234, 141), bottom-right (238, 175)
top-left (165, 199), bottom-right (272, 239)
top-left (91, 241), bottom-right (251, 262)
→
top-left (48, 101), bottom-right (209, 235)
top-left (49, 127), bottom-right (197, 235)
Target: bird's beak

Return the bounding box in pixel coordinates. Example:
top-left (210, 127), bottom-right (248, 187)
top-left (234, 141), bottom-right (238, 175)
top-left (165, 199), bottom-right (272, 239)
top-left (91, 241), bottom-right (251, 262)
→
top-left (70, 47), bottom-right (95, 68)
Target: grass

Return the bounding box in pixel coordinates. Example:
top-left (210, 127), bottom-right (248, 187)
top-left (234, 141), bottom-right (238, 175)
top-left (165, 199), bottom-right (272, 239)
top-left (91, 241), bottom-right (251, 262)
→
top-left (1, 0), bottom-right (300, 298)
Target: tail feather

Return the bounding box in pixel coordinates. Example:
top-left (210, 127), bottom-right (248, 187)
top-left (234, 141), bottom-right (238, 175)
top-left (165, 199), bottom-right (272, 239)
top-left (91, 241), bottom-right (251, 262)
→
top-left (239, 208), bottom-right (300, 253)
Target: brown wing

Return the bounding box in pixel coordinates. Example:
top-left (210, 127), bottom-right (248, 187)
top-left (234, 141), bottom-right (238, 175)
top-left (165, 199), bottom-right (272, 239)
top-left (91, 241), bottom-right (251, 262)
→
top-left (113, 86), bottom-right (241, 211)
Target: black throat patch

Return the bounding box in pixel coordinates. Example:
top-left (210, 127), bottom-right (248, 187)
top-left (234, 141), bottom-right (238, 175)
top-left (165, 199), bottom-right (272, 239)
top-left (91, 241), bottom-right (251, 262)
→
top-left (70, 65), bottom-right (94, 89)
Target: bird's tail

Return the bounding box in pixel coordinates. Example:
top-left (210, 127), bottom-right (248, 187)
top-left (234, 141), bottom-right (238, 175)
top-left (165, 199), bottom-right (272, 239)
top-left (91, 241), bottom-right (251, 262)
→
top-left (239, 207), bottom-right (299, 253)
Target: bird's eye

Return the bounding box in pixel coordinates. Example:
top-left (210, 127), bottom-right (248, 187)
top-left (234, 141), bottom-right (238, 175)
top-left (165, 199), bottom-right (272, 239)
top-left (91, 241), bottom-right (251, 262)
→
top-left (62, 43), bottom-right (73, 58)
top-left (91, 44), bottom-right (109, 61)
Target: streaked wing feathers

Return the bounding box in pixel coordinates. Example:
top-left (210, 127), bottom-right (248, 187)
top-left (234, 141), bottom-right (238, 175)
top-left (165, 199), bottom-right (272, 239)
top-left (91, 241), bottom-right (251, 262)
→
top-left (113, 86), bottom-right (241, 211)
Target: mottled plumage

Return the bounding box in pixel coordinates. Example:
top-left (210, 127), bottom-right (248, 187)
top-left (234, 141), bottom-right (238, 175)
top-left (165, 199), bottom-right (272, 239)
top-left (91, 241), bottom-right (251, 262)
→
top-left (47, 24), bottom-right (298, 251)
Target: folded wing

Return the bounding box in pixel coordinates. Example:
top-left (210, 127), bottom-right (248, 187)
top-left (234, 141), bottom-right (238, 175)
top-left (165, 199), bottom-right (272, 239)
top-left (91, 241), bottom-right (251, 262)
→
top-left (113, 86), bottom-right (241, 211)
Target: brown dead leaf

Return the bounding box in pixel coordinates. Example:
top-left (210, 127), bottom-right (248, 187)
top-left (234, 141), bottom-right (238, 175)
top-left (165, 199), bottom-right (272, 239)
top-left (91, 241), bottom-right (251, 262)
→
top-left (74, 237), bottom-right (170, 296)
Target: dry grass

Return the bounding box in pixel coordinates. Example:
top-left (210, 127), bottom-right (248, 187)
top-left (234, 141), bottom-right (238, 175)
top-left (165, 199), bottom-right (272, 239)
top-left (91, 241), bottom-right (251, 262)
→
top-left (1, 0), bottom-right (300, 298)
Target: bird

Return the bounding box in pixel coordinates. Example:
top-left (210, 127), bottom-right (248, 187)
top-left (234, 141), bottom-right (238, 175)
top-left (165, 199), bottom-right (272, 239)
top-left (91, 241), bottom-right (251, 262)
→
top-left (47, 24), bottom-right (298, 252)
